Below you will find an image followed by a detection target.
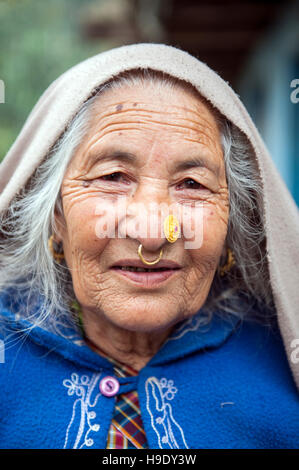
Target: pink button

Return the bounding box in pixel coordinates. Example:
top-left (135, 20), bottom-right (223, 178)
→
top-left (99, 376), bottom-right (119, 397)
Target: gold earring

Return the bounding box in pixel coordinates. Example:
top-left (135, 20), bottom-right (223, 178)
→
top-left (218, 248), bottom-right (235, 276)
top-left (163, 214), bottom-right (180, 243)
top-left (48, 234), bottom-right (64, 263)
top-left (138, 244), bottom-right (163, 266)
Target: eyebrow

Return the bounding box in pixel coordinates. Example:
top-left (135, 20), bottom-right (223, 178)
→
top-left (173, 156), bottom-right (220, 176)
top-left (88, 149), bottom-right (219, 176)
top-left (87, 150), bottom-right (137, 167)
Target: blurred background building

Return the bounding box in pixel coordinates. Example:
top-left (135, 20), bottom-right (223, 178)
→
top-left (0, 0), bottom-right (298, 203)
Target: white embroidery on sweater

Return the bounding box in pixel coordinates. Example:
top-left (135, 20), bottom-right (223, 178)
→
top-left (145, 376), bottom-right (189, 449)
top-left (63, 372), bottom-right (102, 449)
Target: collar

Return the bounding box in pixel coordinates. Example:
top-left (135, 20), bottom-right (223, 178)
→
top-left (0, 289), bottom-right (241, 371)
top-left (147, 312), bottom-right (241, 367)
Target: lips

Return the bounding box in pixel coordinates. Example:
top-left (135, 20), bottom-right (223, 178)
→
top-left (111, 259), bottom-right (181, 269)
top-left (110, 259), bottom-right (182, 287)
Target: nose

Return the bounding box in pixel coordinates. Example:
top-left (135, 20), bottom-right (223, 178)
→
top-left (126, 202), bottom-right (168, 253)
top-left (137, 234), bottom-right (166, 254)
top-left (125, 181), bottom-right (169, 253)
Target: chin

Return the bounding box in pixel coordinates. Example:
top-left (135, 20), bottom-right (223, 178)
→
top-left (107, 307), bottom-right (179, 333)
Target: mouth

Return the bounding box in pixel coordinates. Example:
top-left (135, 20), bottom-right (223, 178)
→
top-left (110, 260), bottom-right (182, 288)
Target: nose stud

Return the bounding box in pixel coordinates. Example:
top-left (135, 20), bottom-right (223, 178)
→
top-left (163, 214), bottom-right (180, 243)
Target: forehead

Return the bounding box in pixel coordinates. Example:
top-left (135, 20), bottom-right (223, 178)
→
top-left (89, 81), bottom-right (219, 128)
top-left (76, 82), bottom-right (224, 169)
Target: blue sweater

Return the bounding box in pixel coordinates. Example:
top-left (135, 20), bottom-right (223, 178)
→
top-left (0, 290), bottom-right (298, 449)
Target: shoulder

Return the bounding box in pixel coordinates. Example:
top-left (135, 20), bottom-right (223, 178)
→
top-left (212, 317), bottom-right (299, 417)
top-left (174, 313), bottom-right (299, 408)
top-left (221, 317), bottom-right (292, 376)
top-left (231, 317), bottom-right (290, 366)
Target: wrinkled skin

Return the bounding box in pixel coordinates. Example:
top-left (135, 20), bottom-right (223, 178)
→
top-left (55, 83), bottom-right (229, 370)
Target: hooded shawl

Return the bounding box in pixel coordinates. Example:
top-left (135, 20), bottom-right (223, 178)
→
top-left (0, 43), bottom-right (298, 390)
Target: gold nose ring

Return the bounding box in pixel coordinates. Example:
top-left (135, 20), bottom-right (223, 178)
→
top-left (138, 244), bottom-right (163, 266)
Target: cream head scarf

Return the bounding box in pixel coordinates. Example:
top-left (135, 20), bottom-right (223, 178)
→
top-left (0, 43), bottom-right (298, 389)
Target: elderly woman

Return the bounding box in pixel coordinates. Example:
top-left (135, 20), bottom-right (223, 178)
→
top-left (0, 44), bottom-right (298, 450)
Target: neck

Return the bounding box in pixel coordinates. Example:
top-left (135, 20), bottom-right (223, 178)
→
top-left (80, 307), bottom-right (173, 371)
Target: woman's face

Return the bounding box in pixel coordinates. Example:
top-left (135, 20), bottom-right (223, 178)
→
top-left (57, 82), bottom-right (229, 333)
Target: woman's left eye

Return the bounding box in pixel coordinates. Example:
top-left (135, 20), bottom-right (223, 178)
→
top-left (177, 178), bottom-right (204, 190)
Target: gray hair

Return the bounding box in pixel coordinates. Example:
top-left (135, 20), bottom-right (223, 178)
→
top-left (0, 69), bottom-right (275, 336)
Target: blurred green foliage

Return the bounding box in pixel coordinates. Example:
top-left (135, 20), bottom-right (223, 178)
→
top-left (0, 0), bottom-right (110, 160)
